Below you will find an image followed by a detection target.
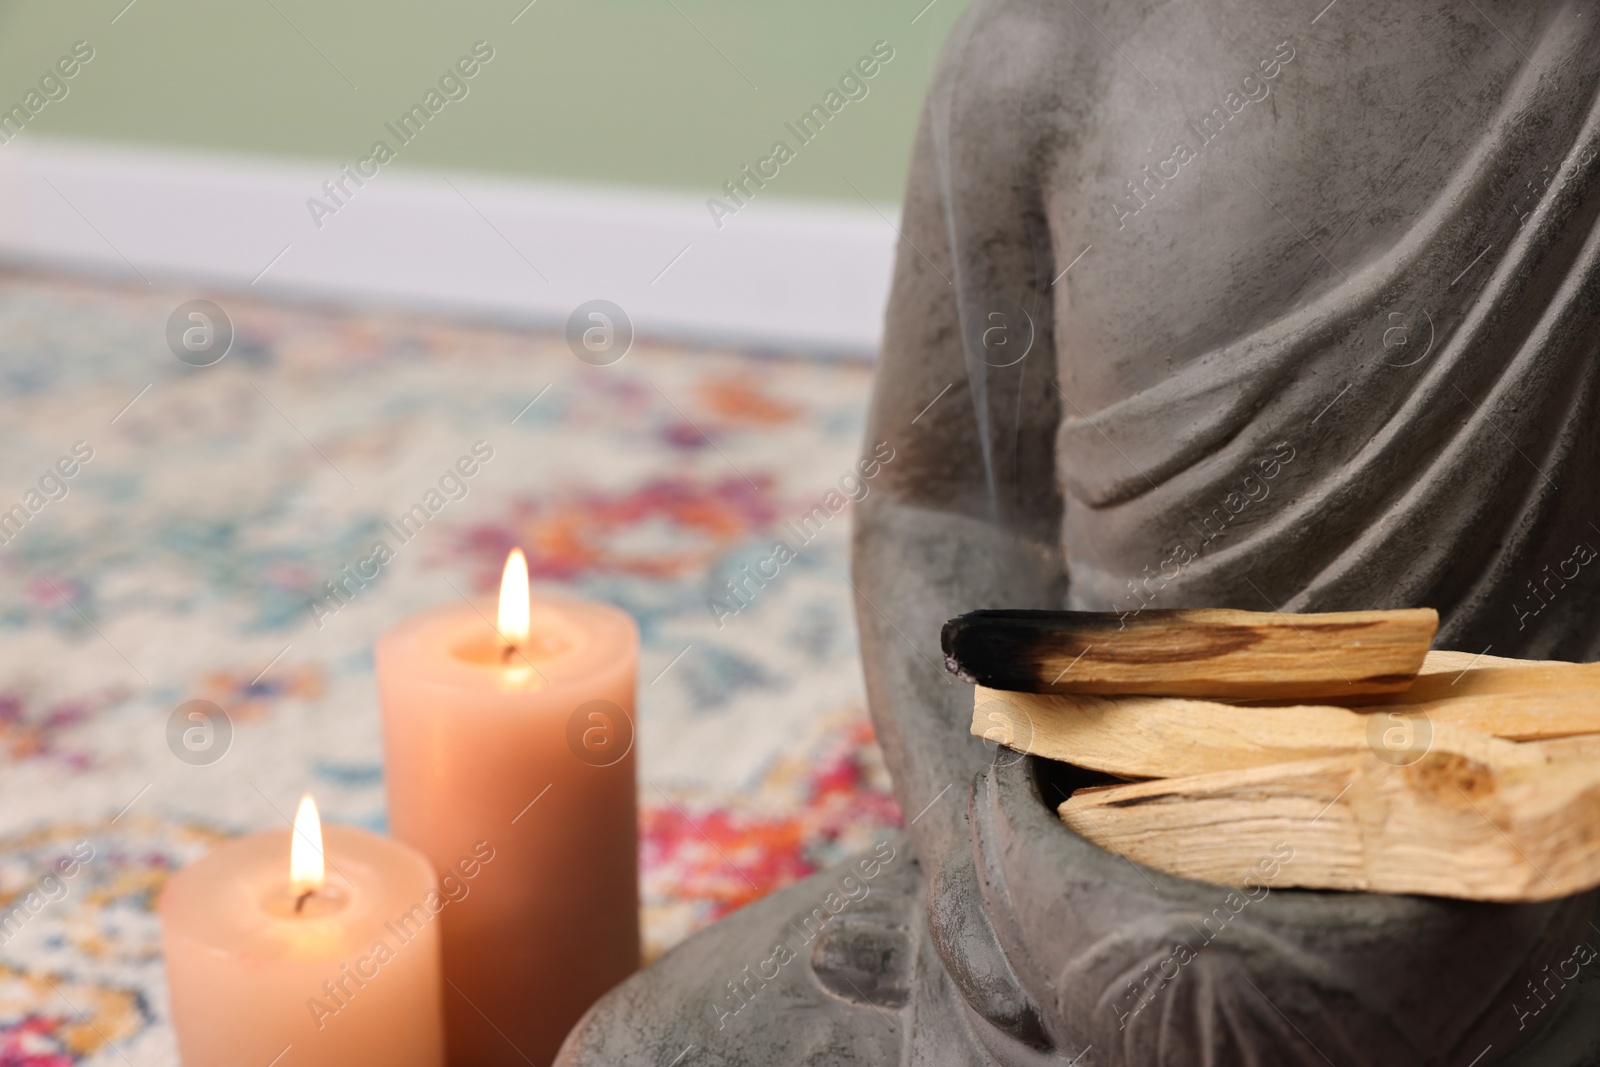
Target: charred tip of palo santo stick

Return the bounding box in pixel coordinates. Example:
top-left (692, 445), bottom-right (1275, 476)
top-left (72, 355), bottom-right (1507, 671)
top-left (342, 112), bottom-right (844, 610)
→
top-left (942, 609), bottom-right (1114, 686)
top-left (942, 606), bottom-right (1439, 699)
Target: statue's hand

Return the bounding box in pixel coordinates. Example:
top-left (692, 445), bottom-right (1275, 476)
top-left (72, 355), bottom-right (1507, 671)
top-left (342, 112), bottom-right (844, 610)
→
top-left (926, 788), bottom-right (1051, 1049)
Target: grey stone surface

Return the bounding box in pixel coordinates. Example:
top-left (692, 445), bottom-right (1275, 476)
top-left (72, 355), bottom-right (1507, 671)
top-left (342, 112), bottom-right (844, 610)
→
top-left (557, 834), bottom-right (925, 1066)
top-left (559, 0), bottom-right (1600, 1062)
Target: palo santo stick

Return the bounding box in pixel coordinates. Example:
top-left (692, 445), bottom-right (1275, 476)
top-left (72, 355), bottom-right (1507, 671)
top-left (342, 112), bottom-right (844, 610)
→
top-left (974, 675), bottom-right (1600, 779)
top-left (1357, 648), bottom-right (1600, 707)
top-left (1056, 740), bottom-right (1600, 902)
top-left (942, 607), bottom-right (1437, 699)
top-left (1418, 691), bottom-right (1600, 742)
top-left (975, 689), bottom-right (1402, 779)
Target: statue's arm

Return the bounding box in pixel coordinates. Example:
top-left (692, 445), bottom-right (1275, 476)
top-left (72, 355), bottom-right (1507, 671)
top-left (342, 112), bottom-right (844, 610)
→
top-left (851, 29), bottom-right (1067, 865)
top-left (848, 9), bottom-right (1110, 1041)
top-left (850, 59), bottom-right (1071, 1035)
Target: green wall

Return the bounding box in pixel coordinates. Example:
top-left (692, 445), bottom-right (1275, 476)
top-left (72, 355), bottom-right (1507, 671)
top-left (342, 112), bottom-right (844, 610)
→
top-left (0, 0), bottom-right (967, 203)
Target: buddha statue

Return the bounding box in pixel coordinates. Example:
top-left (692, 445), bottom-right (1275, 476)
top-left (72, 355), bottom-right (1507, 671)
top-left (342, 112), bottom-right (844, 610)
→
top-left (559, 0), bottom-right (1600, 1062)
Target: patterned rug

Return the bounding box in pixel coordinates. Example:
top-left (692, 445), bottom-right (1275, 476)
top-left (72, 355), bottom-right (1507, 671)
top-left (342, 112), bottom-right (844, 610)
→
top-left (0, 269), bottom-right (901, 1065)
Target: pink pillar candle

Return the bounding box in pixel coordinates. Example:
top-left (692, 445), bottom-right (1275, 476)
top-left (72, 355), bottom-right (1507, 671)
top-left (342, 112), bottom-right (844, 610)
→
top-left (376, 587), bottom-right (639, 1067)
top-left (160, 822), bottom-right (444, 1067)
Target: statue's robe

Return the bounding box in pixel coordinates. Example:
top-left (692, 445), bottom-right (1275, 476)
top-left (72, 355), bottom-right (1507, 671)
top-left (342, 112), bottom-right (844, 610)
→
top-left (1046, 15), bottom-right (1600, 660)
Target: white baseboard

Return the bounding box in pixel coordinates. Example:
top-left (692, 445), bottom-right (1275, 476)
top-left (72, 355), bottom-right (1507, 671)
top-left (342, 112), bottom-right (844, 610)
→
top-left (0, 138), bottom-right (897, 354)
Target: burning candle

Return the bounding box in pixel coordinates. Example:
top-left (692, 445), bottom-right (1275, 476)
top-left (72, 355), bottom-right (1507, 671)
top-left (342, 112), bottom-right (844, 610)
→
top-left (377, 550), bottom-right (640, 1067)
top-left (160, 795), bottom-right (444, 1067)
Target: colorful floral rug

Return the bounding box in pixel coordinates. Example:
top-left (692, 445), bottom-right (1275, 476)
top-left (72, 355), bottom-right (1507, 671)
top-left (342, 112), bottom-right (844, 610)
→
top-left (0, 269), bottom-right (900, 1065)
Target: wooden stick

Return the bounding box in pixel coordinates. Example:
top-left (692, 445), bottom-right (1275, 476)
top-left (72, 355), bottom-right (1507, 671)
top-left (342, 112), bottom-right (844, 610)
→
top-left (1056, 738), bottom-right (1600, 902)
top-left (973, 651), bottom-right (1600, 777)
top-left (973, 657), bottom-right (1600, 778)
top-left (976, 689), bottom-right (1417, 779)
top-left (943, 607), bottom-right (1437, 699)
top-left (1350, 649), bottom-right (1600, 710)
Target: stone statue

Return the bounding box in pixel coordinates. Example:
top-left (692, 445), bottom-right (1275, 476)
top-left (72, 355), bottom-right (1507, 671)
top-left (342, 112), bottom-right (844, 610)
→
top-left (558, 0), bottom-right (1600, 1063)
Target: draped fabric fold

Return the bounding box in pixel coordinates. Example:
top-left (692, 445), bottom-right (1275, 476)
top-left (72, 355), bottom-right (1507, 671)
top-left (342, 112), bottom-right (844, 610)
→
top-left (1049, 18), bottom-right (1600, 658)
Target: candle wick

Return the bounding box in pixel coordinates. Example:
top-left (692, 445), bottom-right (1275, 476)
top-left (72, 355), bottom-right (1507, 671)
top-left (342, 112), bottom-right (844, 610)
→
top-left (294, 888), bottom-right (314, 913)
top-left (500, 641), bottom-right (516, 663)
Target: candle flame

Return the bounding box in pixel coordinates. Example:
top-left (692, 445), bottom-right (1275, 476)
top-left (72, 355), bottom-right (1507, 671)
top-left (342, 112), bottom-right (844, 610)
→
top-left (289, 793), bottom-right (325, 894)
top-left (498, 548), bottom-right (530, 650)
